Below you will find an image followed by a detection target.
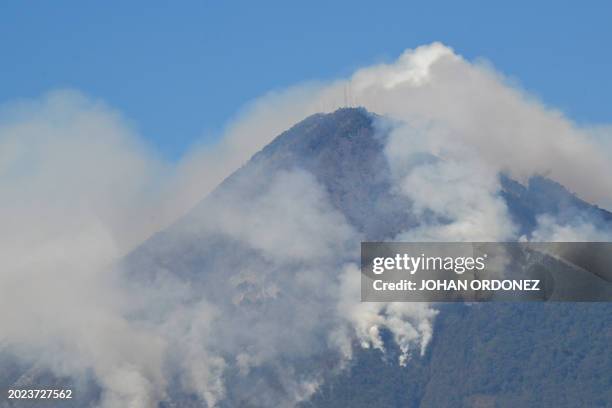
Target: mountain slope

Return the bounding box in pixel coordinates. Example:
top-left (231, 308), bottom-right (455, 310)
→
top-left (126, 107), bottom-right (612, 407)
top-left (124, 109), bottom-right (612, 407)
top-left (4, 108), bottom-right (607, 407)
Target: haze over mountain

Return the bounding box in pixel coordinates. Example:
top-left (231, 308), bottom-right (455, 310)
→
top-left (2, 107), bottom-right (612, 408)
top-left (2, 43), bottom-right (612, 408)
top-left (121, 108), bottom-right (611, 407)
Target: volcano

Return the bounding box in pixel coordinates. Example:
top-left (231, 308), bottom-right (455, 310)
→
top-left (124, 108), bottom-right (612, 407)
top-left (2, 108), bottom-right (611, 408)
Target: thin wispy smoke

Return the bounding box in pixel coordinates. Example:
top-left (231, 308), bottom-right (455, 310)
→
top-left (0, 43), bottom-right (611, 407)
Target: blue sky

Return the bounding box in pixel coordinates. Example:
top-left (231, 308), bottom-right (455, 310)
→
top-left (2, 0), bottom-right (611, 160)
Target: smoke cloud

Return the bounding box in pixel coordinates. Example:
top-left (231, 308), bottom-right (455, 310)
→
top-left (1, 43), bottom-right (611, 407)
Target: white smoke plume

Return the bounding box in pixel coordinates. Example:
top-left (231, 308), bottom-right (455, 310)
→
top-left (529, 215), bottom-right (612, 242)
top-left (1, 43), bottom-right (611, 407)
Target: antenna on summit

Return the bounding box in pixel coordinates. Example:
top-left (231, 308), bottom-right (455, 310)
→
top-left (346, 80), bottom-right (354, 107)
top-left (348, 82), bottom-right (352, 107)
top-left (343, 81), bottom-right (353, 108)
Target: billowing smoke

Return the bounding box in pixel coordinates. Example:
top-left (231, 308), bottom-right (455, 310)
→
top-left (1, 43), bottom-right (611, 407)
top-left (0, 92), bottom-right (169, 406)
